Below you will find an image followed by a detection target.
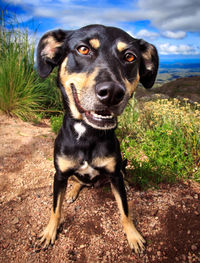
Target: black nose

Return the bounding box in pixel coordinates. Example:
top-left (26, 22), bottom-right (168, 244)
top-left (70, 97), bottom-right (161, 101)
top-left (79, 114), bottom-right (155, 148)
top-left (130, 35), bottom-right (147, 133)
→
top-left (95, 82), bottom-right (125, 106)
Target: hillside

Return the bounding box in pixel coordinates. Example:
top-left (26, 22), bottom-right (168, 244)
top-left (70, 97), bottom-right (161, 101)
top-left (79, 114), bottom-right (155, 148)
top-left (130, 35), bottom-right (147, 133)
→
top-left (135, 76), bottom-right (200, 103)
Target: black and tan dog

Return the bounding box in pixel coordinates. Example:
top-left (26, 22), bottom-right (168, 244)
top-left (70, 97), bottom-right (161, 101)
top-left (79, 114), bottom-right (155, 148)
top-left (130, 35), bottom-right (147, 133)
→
top-left (37, 24), bottom-right (158, 253)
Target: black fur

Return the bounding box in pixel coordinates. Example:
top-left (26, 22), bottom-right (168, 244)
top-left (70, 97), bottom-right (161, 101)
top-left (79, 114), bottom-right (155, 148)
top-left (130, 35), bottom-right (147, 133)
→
top-left (37, 24), bottom-right (159, 252)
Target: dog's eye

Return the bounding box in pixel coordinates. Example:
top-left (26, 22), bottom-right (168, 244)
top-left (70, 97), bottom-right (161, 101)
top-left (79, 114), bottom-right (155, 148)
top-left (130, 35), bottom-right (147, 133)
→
top-left (77, 46), bottom-right (90, 55)
top-left (124, 52), bottom-right (136, 63)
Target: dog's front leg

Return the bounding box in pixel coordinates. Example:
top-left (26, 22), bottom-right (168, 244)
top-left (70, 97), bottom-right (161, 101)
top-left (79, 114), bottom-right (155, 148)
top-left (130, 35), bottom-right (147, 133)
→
top-left (39, 173), bottom-right (67, 248)
top-left (110, 173), bottom-right (145, 254)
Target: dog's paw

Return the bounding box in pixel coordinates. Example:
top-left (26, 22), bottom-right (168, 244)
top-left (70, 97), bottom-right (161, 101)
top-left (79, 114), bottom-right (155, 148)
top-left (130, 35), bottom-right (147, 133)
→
top-left (66, 188), bottom-right (79, 203)
top-left (66, 182), bottom-right (81, 203)
top-left (127, 228), bottom-right (146, 254)
top-left (39, 222), bottom-right (58, 248)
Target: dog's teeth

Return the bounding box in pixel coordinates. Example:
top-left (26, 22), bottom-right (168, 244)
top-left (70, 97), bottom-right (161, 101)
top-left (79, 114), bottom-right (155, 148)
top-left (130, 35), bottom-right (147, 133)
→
top-left (91, 111), bottom-right (113, 119)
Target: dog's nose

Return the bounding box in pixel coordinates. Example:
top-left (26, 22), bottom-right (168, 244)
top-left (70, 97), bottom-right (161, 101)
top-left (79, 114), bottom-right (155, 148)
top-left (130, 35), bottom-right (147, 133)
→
top-left (95, 82), bottom-right (125, 106)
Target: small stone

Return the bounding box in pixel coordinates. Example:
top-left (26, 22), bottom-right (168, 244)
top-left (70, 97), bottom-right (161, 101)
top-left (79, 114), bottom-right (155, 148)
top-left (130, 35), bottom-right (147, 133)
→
top-left (194, 194), bottom-right (198, 199)
top-left (80, 244), bottom-right (85, 249)
top-left (182, 254), bottom-right (186, 260)
top-left (11, 217), bottom-right (19, 224)
top-left (157, 251), bottom-right (161, 256)
top-left (3, 242), bottom-right (9, 249)
top-left (147, 247), bottom-right (152, 252)
top-left (187, 230), bottom-right (191, 234)
top-left (191, 244), bottom-right (197, 251)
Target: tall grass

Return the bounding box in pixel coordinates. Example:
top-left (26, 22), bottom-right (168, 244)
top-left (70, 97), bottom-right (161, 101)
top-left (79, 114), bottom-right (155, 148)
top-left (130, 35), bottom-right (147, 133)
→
top-left (0, 10), bottom-right (62, 120)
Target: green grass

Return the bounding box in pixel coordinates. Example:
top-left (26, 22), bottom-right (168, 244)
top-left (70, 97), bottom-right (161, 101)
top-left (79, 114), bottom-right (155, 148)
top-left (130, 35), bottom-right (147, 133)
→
top-left (50, 114), bottom-right (64, 133)
top-left (0, 10), bottom-right (62, 121)
top-left (118, 97), bottom-right (200, 188)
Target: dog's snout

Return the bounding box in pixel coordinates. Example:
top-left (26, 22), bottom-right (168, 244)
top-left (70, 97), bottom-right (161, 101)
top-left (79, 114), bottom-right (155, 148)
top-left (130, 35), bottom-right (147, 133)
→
top-left (95, 82), bottom-right (125, 106)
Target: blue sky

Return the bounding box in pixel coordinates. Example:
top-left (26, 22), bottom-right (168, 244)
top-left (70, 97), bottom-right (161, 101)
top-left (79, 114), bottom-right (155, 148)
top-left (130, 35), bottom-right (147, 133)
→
top-left (1, 0), bottom-right (200, 61)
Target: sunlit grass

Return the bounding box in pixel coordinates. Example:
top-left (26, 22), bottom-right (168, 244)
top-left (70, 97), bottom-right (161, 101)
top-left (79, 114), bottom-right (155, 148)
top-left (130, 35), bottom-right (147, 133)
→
top-left (0, 10), bottom-right (62, 120)
top-left (117, 97), bottom-right (200, 188)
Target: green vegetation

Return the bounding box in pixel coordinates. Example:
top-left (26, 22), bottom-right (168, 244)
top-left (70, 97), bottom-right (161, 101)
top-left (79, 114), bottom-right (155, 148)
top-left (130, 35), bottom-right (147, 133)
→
top-left (117, 97), bottom-right (200, 188)
top-left (50, 114), bottom-right (64, 133)
top-left (0, 10), bottom-right (62, 121)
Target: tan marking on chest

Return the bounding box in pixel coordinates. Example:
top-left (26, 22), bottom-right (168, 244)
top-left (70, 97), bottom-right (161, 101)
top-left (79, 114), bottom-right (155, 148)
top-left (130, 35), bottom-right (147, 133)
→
top-left (92, 156), bottom-right (116, 173)
top-left (57, 155), bottom-right (78, 173)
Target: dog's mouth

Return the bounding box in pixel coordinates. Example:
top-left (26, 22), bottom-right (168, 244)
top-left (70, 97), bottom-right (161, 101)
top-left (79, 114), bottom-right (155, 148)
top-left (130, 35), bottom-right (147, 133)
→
top-left (71, 83), bottom-right (117, 129)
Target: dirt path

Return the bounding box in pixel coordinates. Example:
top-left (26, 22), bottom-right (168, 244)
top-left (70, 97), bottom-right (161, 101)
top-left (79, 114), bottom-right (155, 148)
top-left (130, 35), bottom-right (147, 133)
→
top-left (0, 115), bottom-right (199, 263)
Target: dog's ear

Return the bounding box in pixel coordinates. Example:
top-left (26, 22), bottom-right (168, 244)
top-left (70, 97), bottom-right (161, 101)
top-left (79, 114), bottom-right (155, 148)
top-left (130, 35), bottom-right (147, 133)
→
top-left (37, 29), bottom-right (72, 78)
top-left (138, 40), bottom-right (159, 89)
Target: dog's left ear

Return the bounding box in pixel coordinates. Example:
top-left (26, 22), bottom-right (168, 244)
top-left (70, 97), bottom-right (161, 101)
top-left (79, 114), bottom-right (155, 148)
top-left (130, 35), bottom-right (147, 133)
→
top-left (138, 40), bottom-right (159, 89)
top-left (37, 29), bottom-right (72, 78)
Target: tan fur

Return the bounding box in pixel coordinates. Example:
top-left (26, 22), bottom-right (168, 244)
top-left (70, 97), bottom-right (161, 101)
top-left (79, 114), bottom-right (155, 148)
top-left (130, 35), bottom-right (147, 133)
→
top-left (89, 38), bottom-right (100, 49)
top-left (142, 45), bottom-right (154, 71)
top-left (124, 71), bottom-right (140, 96)
top-left (66, 181), bottom-right (82, 203)
top-left (39, 188), bottom-right (66, 247)
top-left (57, 155), bottom-right (77, 172)
top-left (41, 36), bottom-right (63, 59)
top-left (60, 58), bottom-right (99, 119)
top-left (142, 44), bottom-right (154, 60)
top-left (117, 41), bottom-right (128, 52)
top-left (92, 156), bottom-right (116, 173)
top-left (111, 183), bottom-right (145, 253)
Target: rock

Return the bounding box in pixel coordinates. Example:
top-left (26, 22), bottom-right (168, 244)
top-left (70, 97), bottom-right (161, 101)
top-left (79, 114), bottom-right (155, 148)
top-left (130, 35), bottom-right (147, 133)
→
top-left (157, 251), bottom-right (161, 256)
top-left (191, 244), bottom-right (197, 251)
top-left (80, 244), bottom-right (85, 249)
top-left (11, 217), bottom-right (19, 224)
top-left (182, 254), bottom-right (186, 260)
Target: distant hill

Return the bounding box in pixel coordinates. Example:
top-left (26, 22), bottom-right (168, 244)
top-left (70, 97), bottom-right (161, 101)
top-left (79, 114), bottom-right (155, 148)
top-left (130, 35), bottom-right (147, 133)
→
top-left (135, 76), bottom-right (200, 103)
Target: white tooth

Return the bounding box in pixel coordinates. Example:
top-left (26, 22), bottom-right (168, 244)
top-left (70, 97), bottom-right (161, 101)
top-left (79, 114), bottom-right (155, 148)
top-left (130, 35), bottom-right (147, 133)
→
top-left (91, 111), bottom-right (114, 119)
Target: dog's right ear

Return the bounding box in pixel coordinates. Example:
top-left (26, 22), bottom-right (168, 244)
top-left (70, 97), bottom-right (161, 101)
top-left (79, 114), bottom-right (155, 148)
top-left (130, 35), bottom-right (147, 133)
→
top-left (37, 29), bottom-right (72, 78)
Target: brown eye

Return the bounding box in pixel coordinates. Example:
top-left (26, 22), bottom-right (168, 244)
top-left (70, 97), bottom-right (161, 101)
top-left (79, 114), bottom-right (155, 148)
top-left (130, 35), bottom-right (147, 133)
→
top-left (124, 52), bottom-right (136, 63)
top-left (77, 46), bottom-right (90, 55)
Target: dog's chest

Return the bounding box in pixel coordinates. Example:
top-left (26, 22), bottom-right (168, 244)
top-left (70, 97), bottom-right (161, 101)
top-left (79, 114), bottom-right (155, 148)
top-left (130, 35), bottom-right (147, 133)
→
top-left (76, 161), bottom-right (99, 179)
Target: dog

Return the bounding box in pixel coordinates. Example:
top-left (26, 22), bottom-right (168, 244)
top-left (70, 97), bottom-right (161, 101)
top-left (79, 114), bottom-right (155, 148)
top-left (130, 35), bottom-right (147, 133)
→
top-left (37, 24), bottom-right (158, 254)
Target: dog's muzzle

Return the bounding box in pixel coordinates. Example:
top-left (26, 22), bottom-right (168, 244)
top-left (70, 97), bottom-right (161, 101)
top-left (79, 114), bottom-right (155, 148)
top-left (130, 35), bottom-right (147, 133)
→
top-left (71, 83), bottom-right (118, 130)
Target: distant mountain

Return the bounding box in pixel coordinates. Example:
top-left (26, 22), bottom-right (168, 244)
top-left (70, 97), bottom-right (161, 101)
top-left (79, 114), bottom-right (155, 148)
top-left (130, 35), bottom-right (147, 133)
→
top-left (135, 76), bottom-right (200, 103)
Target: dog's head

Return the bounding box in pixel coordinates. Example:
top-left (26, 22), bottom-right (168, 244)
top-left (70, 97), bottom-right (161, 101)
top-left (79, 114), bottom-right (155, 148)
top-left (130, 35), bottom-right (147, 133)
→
top-left (37, 24), bottom-right (158, 130)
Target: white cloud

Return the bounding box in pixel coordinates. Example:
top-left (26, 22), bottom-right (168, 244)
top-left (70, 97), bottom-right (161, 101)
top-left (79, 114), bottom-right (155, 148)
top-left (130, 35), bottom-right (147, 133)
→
top-left (138, 0), bottom-right (200, 32)
top-left (159, 43), bottom-right (199, 55)
top-left (162, 31), bottom-right (186, 39)
top-left (135, 29), bottom-right (159, 39)
top-left (3, 0), bottom-right (200, 33)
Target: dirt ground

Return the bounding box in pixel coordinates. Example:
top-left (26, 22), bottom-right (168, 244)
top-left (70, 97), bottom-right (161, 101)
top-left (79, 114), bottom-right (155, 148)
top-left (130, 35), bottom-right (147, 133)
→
top-left (0, 114), bottom-right (199, 263)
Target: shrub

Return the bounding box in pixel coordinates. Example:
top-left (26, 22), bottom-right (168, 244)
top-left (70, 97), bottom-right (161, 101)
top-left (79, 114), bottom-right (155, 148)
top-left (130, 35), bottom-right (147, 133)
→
top-left (118, 97), bottom-right (200, 188)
